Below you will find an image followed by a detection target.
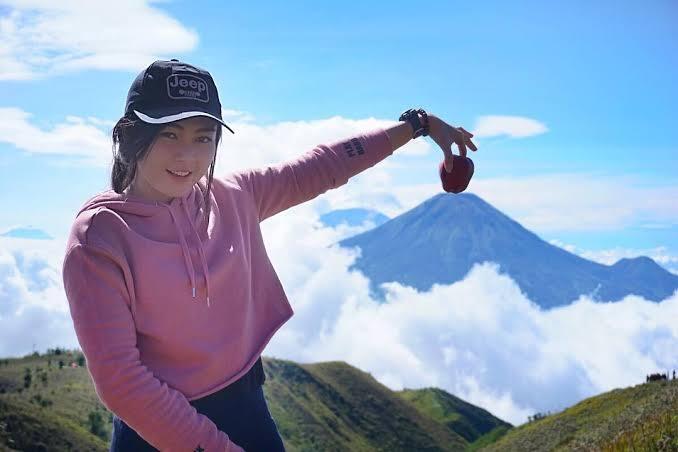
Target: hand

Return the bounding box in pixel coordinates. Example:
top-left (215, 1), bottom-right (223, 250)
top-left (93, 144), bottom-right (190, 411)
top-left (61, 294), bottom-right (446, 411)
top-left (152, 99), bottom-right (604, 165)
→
top-left (428, 114), bottom-right (478, 173)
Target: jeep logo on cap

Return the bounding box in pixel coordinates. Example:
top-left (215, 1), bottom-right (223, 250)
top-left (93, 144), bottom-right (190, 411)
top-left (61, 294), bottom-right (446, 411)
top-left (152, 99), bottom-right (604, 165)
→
top-left (167, 74), bottom-right (209, 103)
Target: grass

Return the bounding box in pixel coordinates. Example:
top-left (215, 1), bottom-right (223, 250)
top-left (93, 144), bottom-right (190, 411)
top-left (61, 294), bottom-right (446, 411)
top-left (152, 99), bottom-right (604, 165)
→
top-left (600, 408), bottom-right (678, 451)
top-left (482, 379), bottom-right (678, 451)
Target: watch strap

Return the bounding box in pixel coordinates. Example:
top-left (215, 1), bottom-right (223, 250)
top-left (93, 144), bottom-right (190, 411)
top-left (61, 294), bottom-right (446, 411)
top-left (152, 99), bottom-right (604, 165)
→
top-left (399, 108), bottom-right (429, 139)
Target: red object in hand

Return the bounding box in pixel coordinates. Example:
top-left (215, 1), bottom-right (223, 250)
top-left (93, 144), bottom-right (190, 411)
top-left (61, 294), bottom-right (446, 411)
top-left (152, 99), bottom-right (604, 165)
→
top-left (439, 155), bottom-right (474, 193)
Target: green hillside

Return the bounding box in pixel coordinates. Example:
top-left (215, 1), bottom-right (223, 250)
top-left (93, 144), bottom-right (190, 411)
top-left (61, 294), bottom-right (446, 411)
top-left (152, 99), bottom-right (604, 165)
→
top-left (0, 397), bottom-right (107, 451)
top-left (396, 387), bottom-right (512, 449)
top-left (4, 349), bottom-right (673, 451)
top-left (262, 358), bottom-right (468, 451)
top-left (0, 349), bottom-right (110, 452)
top-left (0, 350), bottom-right (501, 451)
top-left (482, 379), bottom-right (678, 451)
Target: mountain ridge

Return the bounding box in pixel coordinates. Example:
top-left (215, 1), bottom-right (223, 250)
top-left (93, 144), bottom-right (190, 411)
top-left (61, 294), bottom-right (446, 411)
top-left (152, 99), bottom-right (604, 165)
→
top-left (335, 192), bottom-right (677, 308)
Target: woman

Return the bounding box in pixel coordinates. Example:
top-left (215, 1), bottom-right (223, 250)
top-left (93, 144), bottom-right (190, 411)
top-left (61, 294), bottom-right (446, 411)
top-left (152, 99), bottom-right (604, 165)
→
top-left (61, 59), bottom-right (477, 452)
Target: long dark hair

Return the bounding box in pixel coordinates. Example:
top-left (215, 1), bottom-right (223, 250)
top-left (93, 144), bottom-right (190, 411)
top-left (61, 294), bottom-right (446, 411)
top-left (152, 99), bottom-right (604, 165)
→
top-left (110, 114), bottom-right (223, 225)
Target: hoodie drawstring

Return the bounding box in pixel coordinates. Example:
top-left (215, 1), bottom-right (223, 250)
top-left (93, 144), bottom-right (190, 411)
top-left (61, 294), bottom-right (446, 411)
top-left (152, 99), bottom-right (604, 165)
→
top-left (166, 203), bottom-right (203, 306)
top-left (181, 199), bottom-right (211, 307)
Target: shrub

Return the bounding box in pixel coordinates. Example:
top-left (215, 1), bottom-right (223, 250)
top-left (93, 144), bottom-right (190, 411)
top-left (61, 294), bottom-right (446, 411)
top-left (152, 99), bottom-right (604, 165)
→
top-left (527, 411), bottom-right (551, 423)
top-left (30, 394), bottom-right (53, 408)
top-left (87, 410), bottom-right (107, 440)
top-left (23, 368), bottom-right (32, 389)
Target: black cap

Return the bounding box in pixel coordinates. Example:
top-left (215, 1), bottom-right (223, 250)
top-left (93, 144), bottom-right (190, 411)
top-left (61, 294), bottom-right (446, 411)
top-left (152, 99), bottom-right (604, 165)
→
top-left (124, 59), bottom-right (235, 134)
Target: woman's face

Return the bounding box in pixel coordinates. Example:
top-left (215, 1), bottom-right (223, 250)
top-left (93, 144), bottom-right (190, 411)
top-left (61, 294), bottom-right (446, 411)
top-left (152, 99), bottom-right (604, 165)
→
top-left (128, 116), bottom-right (219, 203)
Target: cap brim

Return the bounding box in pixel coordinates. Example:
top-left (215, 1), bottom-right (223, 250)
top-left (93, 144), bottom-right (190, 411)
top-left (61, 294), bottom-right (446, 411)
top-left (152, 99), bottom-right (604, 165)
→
top-left (133, 109), bottom-right (235, 134)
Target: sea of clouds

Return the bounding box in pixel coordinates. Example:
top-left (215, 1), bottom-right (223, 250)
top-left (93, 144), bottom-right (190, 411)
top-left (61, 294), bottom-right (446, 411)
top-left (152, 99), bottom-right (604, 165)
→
top-left (1, 201), bottom-right (676, 426)
top-left (260, 205), bottom-right (678, 425)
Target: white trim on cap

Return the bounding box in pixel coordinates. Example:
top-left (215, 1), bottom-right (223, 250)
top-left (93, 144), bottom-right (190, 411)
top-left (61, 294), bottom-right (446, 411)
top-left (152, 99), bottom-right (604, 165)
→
top-left (133, 109), bottom-right (234, 133)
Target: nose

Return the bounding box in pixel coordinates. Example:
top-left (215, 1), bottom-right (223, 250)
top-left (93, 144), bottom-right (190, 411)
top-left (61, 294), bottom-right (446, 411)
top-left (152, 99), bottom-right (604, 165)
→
top-left (173, 144), bottom-right (199, 161)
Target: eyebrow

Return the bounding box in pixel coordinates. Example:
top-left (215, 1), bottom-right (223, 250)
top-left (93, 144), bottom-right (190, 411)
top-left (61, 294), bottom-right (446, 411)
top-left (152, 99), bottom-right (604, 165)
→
top-left (166, 123), bottom-right (218, 133)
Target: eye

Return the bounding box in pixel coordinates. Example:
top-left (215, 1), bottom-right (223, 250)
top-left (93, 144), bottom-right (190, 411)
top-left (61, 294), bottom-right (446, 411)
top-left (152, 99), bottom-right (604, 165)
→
top-left (197, 136), bottom-right (213, 143)
top-left (160, 131), bottom-right (177, 139)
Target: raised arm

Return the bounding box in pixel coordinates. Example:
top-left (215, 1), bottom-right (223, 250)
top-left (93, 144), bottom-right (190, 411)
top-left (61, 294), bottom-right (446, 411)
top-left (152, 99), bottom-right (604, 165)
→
top-left (234, 126), bottom-right (396, 223)
top-left (232, 112), bottom-right (477, 222)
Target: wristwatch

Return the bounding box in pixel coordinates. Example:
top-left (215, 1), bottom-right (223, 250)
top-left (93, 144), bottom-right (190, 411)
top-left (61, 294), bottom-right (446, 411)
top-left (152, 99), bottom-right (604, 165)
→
top-left (399, 108), bottom-right (429, 139)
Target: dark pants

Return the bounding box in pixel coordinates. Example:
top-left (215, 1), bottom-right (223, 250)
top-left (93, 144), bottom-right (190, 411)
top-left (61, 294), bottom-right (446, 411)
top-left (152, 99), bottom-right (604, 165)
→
top-left (110, 359), bottom-right (285, 451)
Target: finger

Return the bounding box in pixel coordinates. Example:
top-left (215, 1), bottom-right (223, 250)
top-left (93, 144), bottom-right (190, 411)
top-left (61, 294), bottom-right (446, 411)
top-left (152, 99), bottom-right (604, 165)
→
top-left (450, 126), bottom-right (463, 146)
top-left (442, 145), bottom-right (454, 172)
top-left (456, 127), bottom-right (478, 152)
top-left (455, 127), bottom-right (467, 158)
top-left (455, 140), bottom-right (467, 158)
top-left (459, 126), bottom-right (474, 138)
top-left (444, 156), bottom-right (454, 173)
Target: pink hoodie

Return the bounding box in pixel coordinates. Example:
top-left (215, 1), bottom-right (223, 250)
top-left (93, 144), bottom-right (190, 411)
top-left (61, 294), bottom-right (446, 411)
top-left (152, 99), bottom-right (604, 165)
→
top-left (61, 126), bottom-right (394, 451)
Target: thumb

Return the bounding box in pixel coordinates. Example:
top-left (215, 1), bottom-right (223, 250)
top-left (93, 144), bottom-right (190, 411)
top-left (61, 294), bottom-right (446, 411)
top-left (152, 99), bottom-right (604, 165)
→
top-left (443, 148), bottom-right (454, 173)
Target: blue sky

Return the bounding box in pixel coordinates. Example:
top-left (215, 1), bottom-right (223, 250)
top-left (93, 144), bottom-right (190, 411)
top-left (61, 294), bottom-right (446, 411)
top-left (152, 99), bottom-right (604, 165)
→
top-left (1, 0), bottom-right (675, 269)
top-left (0, 0), bottom-right (677, 425)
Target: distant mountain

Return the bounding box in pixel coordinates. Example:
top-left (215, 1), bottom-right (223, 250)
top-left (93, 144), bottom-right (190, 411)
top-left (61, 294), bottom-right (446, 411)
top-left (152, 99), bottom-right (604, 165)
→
top-left (337, 193), bottom-right (678, 308)
top-left (319, 208), bottom-right (390, 229)
top-left (0, 226), bottom-right (52, 240)
top-left (0, 350), bottom-right (508, 451)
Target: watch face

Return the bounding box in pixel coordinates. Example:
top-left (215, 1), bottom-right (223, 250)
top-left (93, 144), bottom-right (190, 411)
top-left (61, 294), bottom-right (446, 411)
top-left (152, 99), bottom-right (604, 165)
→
top-left (400, 109), bottom-right (429, 139)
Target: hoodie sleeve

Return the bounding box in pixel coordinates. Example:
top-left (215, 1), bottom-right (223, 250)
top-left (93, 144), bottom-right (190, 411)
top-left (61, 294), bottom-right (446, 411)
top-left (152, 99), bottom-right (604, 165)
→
top-left (62, 242), bottom-right (241, 452)
top-left (237, 126), bottom-right (394, 222)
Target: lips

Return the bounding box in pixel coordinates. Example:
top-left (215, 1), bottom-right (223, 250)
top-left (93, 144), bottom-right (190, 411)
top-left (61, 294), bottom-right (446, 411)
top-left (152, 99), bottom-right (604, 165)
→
top-left (167, 169), bottom-right (192, 177)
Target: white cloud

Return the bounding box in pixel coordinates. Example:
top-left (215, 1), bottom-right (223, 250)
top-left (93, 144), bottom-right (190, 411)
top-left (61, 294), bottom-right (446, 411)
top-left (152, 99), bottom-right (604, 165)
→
top-left (0, 0), bottom-right (198, 80)
top-left (216, 115), bottom-right (427, 176)
top-left (472, 115), bottom-right (548, 138)
top-left (467, 174), bottom-right (678, 232)
top-left (0, 108), bottom-right (112, 165)
top-left (0, 236), bottom-right (74, 357)
top-left (221, 108), bottom-right (256, 123)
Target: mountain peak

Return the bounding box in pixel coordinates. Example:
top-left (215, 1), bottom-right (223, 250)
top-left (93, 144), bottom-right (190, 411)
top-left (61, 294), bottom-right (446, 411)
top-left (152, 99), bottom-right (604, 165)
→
top-left (613, 256), bottom-right (658, 268)
top-left (0, 226), bottom-right (52, 240)
top-left (338, 193), bottom-right (678, 308)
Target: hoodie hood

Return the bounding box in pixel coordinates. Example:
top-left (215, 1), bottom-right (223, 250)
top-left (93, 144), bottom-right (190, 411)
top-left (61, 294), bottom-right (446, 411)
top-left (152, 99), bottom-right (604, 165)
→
top-left (77, 183), bottom-right (213, 307)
